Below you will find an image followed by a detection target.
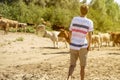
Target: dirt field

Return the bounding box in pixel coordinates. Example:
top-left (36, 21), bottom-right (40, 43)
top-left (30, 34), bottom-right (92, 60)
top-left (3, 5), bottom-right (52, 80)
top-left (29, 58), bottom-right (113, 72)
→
top-left (0, 31), bottom-right (120, 80)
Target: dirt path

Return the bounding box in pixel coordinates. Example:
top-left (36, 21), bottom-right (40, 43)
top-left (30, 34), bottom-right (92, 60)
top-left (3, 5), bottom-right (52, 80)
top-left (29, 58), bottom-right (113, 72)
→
top-left (0, 31), bottom-right (120, 80)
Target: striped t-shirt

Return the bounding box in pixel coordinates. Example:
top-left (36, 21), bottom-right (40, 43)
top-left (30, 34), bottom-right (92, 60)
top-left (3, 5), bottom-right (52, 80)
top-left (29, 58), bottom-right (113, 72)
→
top-left (69, 16), bottom-right (93, 50)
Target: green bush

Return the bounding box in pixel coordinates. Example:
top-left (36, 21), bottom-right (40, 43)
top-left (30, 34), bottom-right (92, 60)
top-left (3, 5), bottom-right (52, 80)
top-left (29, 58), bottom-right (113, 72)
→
top-left (0, 0), bottom-right (120, 32)
top-left (26, 27), bottom-right (35, 33)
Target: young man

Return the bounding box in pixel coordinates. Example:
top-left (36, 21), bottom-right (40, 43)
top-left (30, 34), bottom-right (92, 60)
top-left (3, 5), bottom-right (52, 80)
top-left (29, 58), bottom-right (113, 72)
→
top-left (67, 4), bottom-right (93, 80)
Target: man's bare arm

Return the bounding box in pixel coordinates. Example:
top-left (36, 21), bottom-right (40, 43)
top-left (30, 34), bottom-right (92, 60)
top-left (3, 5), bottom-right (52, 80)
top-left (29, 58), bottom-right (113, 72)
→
top-left (87, 31), bottom-right (92, 51)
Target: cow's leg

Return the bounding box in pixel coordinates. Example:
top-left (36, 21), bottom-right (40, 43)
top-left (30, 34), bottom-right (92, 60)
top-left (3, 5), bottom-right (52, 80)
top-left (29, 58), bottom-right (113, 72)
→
top-left (56, 41), bottom-right (59, 48)
top-left (3, 26), bottom-right (7, 35)
top-left (15, 25), bottom-right (18, 32)
top-left (53, 41), bottom-right (55, 48)
top-left (4, 23), bottom-right (9, 35)
top-left (98, 43), bottom-right (100, 51)
top-left (65, 41), bottom-right (68, 48)
top-left (113, 41), bottom-right (115, 47)
top-left (92, 43), bottom-right (94, 50)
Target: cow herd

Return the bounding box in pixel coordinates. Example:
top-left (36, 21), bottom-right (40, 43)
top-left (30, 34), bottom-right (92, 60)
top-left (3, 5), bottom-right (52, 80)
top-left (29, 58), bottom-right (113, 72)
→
top-left (0, 16), bottom-right (120, 50)
top-left (0, 16), bottom-right (27, 34)
top-left (36, 25), bottom-right (120, 50)
top-left (59, 30), bottom-right (120, 50)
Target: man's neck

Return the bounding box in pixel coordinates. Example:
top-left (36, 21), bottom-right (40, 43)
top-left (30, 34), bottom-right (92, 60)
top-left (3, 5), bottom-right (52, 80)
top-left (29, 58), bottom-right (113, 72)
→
top-left (80, 14), bottom-right (86, 17)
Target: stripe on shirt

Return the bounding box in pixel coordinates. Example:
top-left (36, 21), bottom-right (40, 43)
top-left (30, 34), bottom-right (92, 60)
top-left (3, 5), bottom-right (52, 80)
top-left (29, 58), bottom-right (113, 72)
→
top-left (73, 24), bottom-right (89, 30)
top-left (71, 28), bottom-right (87, 34)
top-left (70, 43), bottom-right (87, 47)
top-left (72, 33), bottom-right (85, 38)
top-left (70, 44), bottom-right (88, 50)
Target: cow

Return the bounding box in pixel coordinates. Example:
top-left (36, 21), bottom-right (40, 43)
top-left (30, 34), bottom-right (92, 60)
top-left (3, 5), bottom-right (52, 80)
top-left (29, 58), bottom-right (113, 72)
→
top-left (58, 29), bottom-right (102, 50)
top-left (43, 30), bottom-right (68, 48)
top-left (35, 25), bottom-right (67, 48)
top-left (98, 32), bottom-right (111, 47)
top-left (0, 19), bottom-right (9, 34)
top-left (58, 29), bottom-right (71, 44)
top-left (35, 24), bottom-right (45, 35)
top-left (7, 20), bottom-right (19, 32)
top-left (91, 34), bottom-right (101, 50)
top-left (110, 32), bottom-right (120, 47)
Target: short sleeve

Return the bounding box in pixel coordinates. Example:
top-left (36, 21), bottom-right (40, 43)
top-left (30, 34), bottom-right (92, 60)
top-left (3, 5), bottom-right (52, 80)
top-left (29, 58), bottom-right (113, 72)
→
top-left (69, 18), bottom-right (75, 31)
top-left (88, 20), bottom-right (94, 32)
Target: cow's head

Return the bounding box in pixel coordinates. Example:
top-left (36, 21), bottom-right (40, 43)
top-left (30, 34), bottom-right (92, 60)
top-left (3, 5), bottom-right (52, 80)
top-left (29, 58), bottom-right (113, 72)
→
top-left (58, 29), bottom-right (71, 43)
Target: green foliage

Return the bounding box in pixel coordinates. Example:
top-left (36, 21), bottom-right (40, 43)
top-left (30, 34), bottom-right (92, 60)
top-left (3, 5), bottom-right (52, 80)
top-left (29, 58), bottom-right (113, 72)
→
top-left (25, 27), bottom-right (35, 33)
top-left (90, 0), bottom-right (120, 32)
top-left (51, 8), bottom-right (71, 27)
top-left (42, 7), bottom-right (54, 21)
top-left (0, 0), bottom-right (120, 32)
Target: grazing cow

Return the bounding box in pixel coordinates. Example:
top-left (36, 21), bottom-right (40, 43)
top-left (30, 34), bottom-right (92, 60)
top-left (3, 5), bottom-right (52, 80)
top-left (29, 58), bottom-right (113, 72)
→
top-left (110, 32), bottom-right (120, 47)
top-left (57, 29), bottom-right (102, 50)
top-left (0, 15), bottom-right (19, 34)
top-left (91, 34), bottom-right (101, 50)
top-left (43, 30), bottom-right (68, 48)
top-left (98, 32), bottom-right (111, 47)
top-left (8, 20), bottom-right (19, 32)
top-left (36, 25), bottom-right (68, 48)
top-left (35, 24), bottom-right (45, 35)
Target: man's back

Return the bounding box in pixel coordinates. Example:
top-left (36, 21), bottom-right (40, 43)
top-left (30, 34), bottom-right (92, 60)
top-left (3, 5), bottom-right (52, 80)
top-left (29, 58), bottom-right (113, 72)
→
top-left (69, 16), bottom-right (93, 50)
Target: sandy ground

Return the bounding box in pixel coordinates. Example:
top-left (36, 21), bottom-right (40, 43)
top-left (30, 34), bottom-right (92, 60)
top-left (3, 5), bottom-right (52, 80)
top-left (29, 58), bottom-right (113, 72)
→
top-left (0, 30), bottom-right (120, 80)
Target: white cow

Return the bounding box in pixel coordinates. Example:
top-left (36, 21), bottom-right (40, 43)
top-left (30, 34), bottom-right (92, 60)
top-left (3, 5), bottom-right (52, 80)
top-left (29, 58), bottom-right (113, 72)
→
top-left (98, 33), bottom-right (111, 47)
top-left (43, 30), bottom-right (68, 48)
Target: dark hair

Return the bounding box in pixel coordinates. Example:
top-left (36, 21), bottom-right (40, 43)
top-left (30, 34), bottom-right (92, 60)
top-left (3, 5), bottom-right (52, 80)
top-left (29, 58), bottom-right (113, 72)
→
top-left (80, 4), bottom-right (89, 16)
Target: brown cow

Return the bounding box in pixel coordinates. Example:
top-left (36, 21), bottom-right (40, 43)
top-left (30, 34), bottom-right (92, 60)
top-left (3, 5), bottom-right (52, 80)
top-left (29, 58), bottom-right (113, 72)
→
top-left (0, 18), bottom-right (9, 34)
top-left (58, 29), bottom-right (71, 44)
top-left (110, 32), bottom-right (120, 47)
top-left (7, 19), bottom-right (18, 32)
top-left (0, 15), bottom-right (19, 34)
